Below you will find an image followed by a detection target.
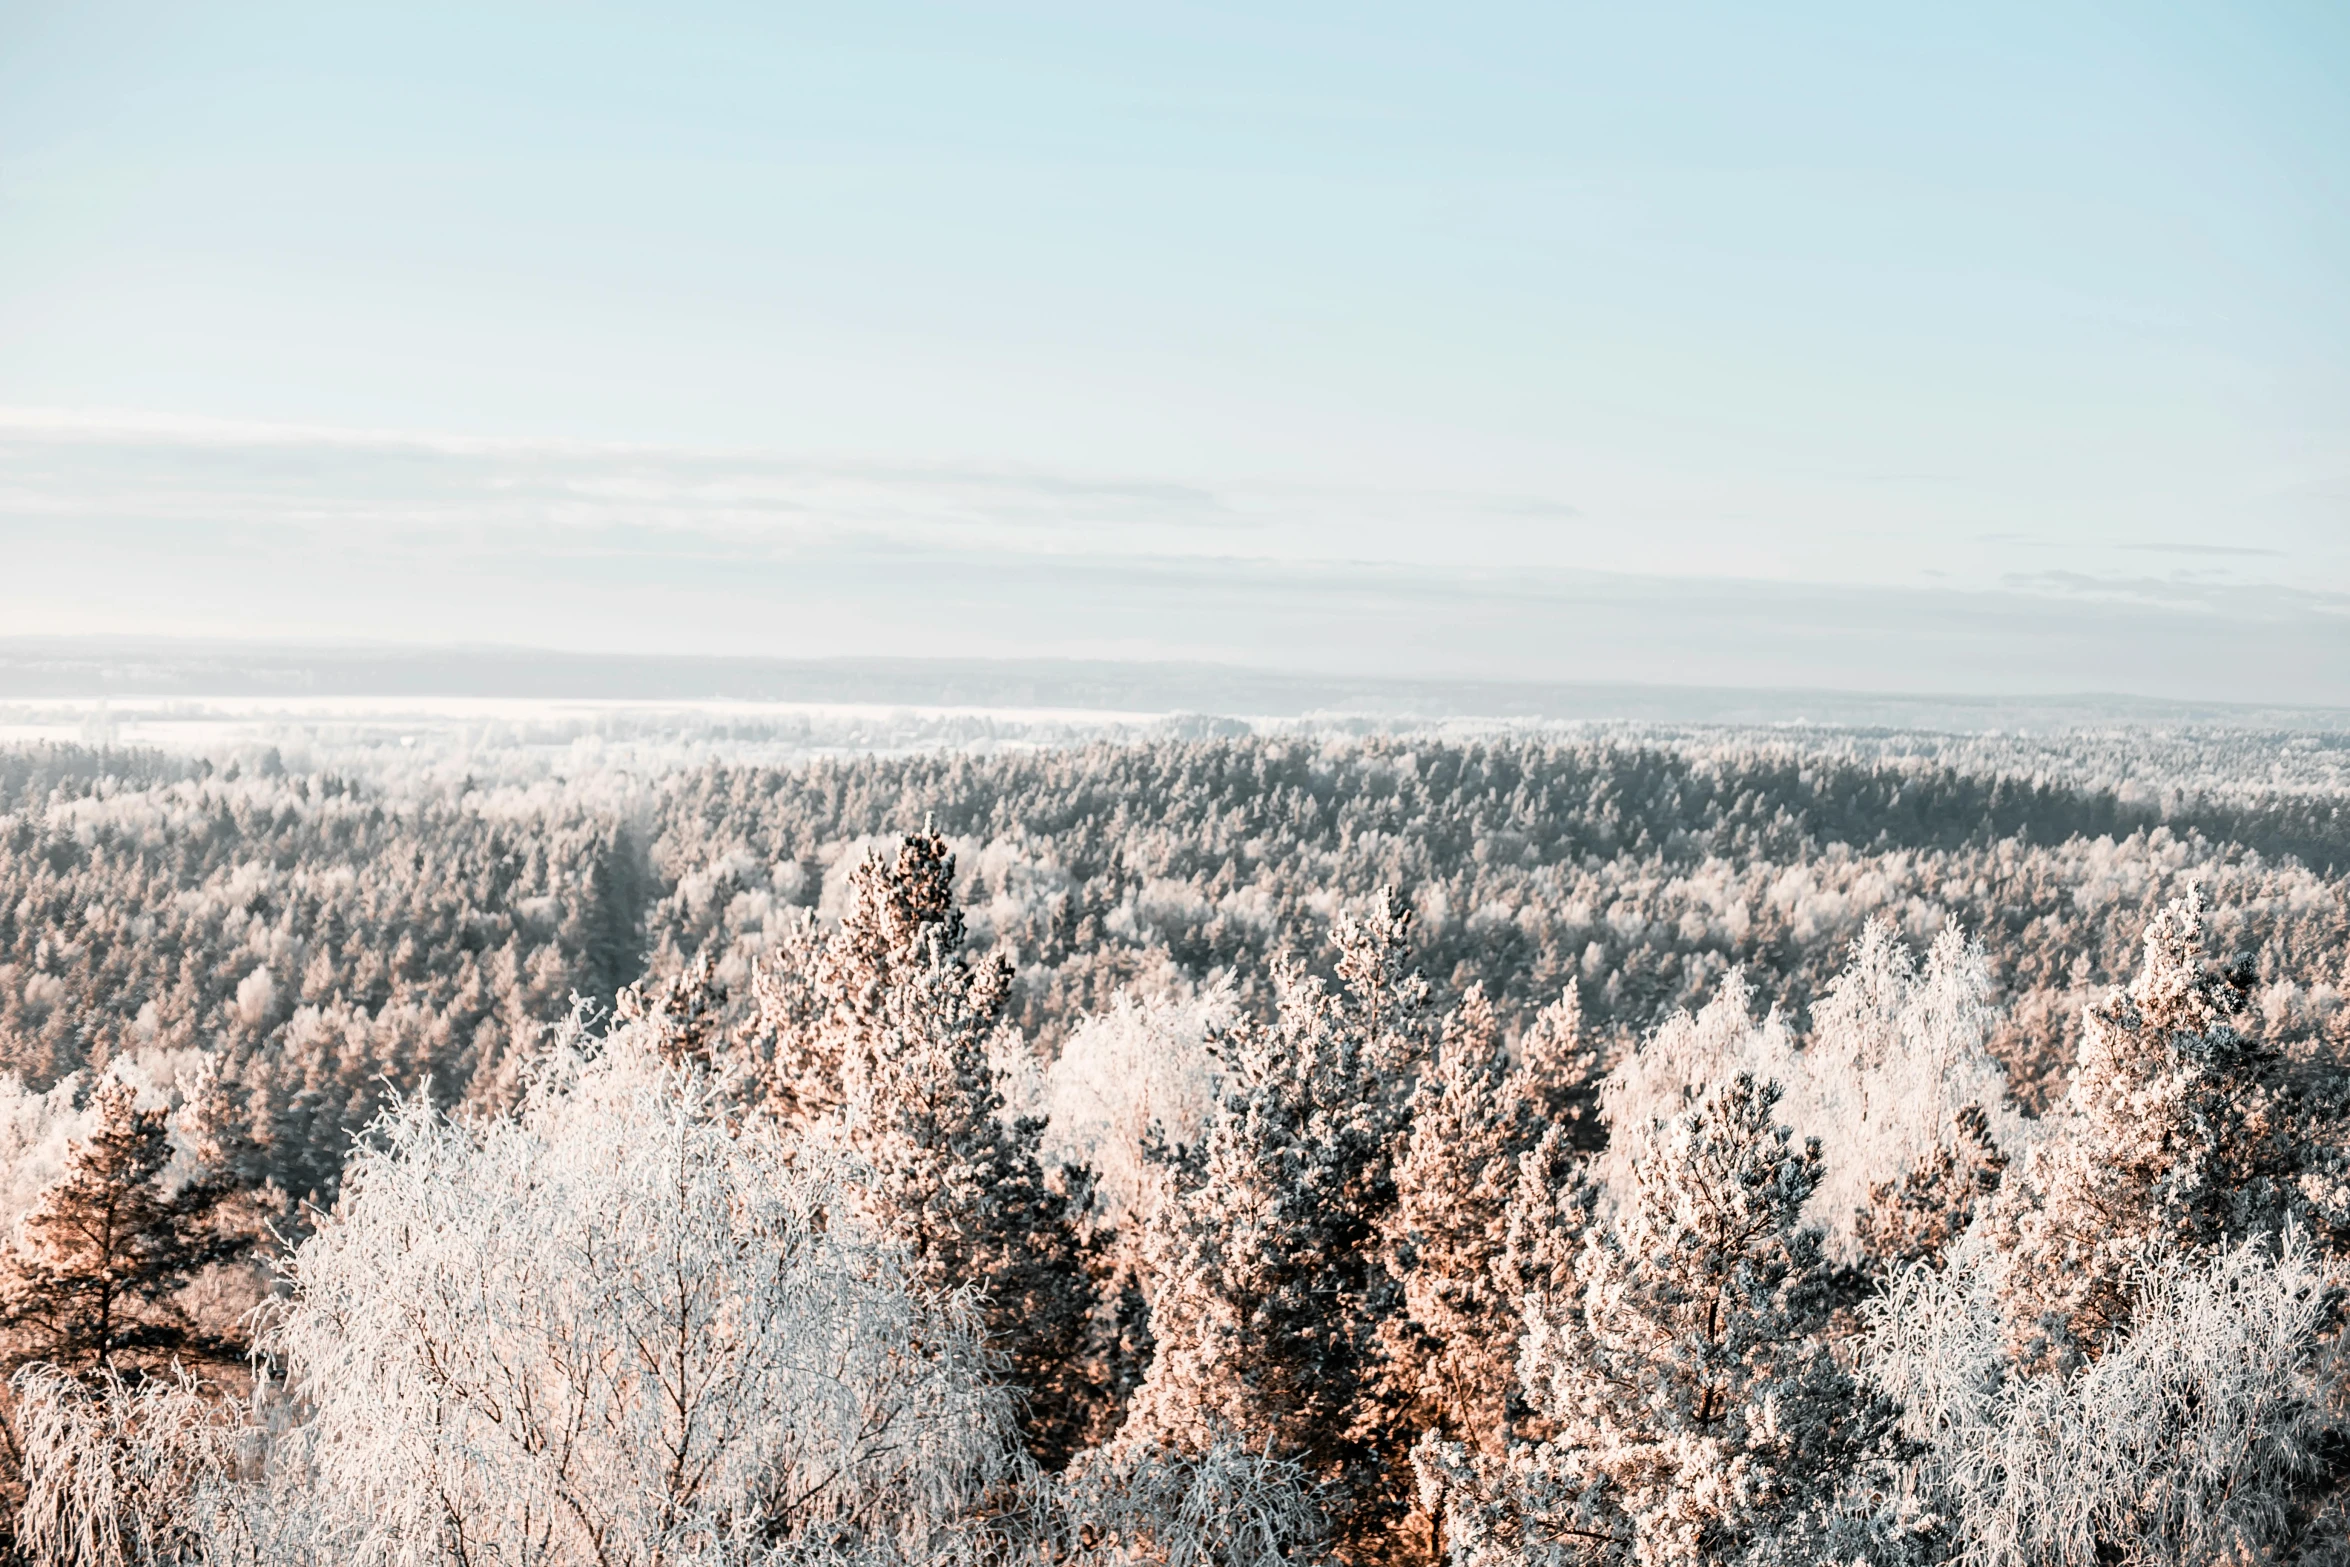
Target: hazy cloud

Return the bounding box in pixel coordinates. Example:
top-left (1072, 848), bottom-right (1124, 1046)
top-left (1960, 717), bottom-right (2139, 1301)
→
top-left (2119, 542), bottom-right (2288, 558)
top-left (3, 410), bottom-right (2344, 704)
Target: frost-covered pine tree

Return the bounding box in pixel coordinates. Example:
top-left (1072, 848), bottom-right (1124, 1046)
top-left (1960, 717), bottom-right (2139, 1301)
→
top-left (821, 830), bottom-right (1109, 1469)
top-left (612, 944), bottom-right (732, 1070)
top-left (1125, 888), bottom-right (1434, 1555)
top-left (0, 1081), bottom-right (240, 1378)
top-left (747, 909), bottom-right (850, 1128)
top-left (1515, 986), bottom-right (1603, 1154)
top-left (1861, 889), bottom-right (2350, 1565)
top-left (1379, 987), bottom-right (1528, 1462)
top-left (1493, 1127), bottom-right (1595, 1348)
top-left (1977, 887), bottom-right (2307, 1367)
top-left (745, 828), bottom-right (1001, 1131)
top-left (1853, 1103), bottom-right (2007, 1272)
top-left (1422, 1074), bottom-right (1904, 1567)
top-left (1385, 994), bottom-right (1606, 1559)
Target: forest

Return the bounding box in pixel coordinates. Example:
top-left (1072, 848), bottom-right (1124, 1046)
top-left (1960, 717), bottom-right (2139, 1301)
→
top-left (0, 729), bottom-right (2346, 1566)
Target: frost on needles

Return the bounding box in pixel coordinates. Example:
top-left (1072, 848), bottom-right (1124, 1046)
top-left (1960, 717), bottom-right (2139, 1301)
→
top-left (0, 733), bottom-right (2346, 1567)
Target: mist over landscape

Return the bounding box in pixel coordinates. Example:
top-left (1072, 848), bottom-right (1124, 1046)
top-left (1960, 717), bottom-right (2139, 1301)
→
top-left (4, 4), bottom-right (2350, 1566)
top-left (4, 412), bottom-right (2345, 702)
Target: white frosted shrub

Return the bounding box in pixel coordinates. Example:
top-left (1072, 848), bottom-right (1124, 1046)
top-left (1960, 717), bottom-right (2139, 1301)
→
top-left (1041, 1434), bottom-right (1325, 1567)
top-left (1866, 1229), bottom-right (2342, 1567)
top-left (0, 1072), bottom-right (92, 1231)
top-left (12, 1017), bottom-right (1021, 1567)
top-left (1036, 985), bottom-right (1234, 1231)
top-left (256, 1019), bottom-right (1017, 1566)
top-left (1791, 923), bottom-right (2023, 1256)
top-left (1598, 921), bottom-right (2023, 1258)
top-left (9, 1365), bottom-right (249, 1567)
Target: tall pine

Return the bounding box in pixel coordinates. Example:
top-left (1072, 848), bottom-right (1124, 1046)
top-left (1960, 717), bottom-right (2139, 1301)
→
top-left (817, 831), bottom-right (1108, 1469)
top-left (1423, 1074), bottom-right (1902, 1566)
top-left (1126, 888), bottom-right (1435, 1558)
top-left (1978, 887), bottom-right (2320, 1368)
top-left (1380, 987), bottom-right (1545, 1461)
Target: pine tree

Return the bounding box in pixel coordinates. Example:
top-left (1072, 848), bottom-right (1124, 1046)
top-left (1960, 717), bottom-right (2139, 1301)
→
top-left (1380, 987), bottom-right (1534, 1461)
top-left (745, 912), bottom-right (834, 1125)
top-left (823, 830), bottom-right (1108, 1469)
top-left (1493, 1128), bottom-right (1594, 1339)
top-left (1490, 1125), bottom-right (1598, 1452)
top-left (1516, 986), bottom-right (1603, 1153)
top-left (0, 1082), bottom-right (239, 1378)
top-left (1126, 888), bottom-right (1435, 1557)
top-left (1853, 1103), bottom-right (2006, 1272)
top-left (1423, 1074), bottom-right (1902, 1567)
top-left (1977, 887), bottom-right (2309, 1368)
top-left (612, 946), bottom-right (731, 1071)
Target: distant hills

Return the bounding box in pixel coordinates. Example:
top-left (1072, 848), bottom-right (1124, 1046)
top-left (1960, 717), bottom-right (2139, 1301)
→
top-left (5, 637), bottom-right (2349, 732)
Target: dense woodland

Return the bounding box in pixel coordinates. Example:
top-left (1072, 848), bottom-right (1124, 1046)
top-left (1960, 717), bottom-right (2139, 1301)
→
top-left (1, 731), bottom-right (2347, 1565)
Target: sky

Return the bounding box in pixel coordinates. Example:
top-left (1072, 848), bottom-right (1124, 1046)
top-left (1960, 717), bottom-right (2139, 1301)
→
top-left (1, 3), bottom-right (2345, 701)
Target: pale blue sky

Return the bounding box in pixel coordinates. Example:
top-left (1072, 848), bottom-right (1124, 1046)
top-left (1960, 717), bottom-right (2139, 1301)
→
top-left (1, 3), bottom-right (2345, 697)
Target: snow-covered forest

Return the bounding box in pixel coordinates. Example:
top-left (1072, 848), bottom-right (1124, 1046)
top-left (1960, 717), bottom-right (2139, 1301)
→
top-left (2, 728), bottom-right (2346, 1566)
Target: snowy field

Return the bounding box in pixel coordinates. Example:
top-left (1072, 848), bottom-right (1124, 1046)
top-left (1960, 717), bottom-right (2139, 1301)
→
top-left (0, 694), bottom-right (1191, 784)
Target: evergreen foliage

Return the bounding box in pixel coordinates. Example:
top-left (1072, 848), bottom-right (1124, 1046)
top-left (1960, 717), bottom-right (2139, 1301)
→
top-left (1126, 890), bottom-right (1434, 1555)
top-left (0, 1082), bottom-right (243, 1379)
top-left (1422, 1075), bottom-right (1910, 1567)
top-left (1379, 986), bottom-right (1534, 1462)
top-left (1866, 890), bottom-right (2350, 1565)
top-left (1, 731), bottom-right (2347, 1565)
top-left (1979, 888), bottom-right (2330, 1368)
top-left (818, 831), bottom-right (1109, 1469)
